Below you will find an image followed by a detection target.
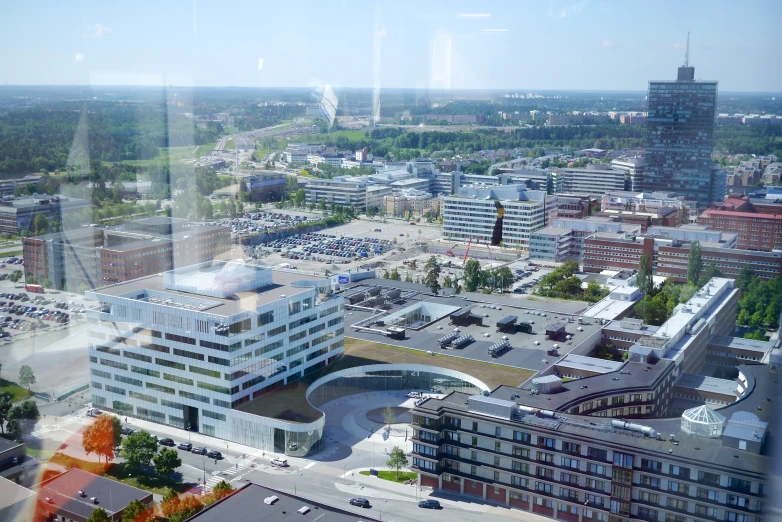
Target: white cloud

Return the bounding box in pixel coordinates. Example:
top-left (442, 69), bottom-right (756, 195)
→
top-left (548, 1), bottom-right (588, 18)
top-left (75, 53), bottom-right (85, 62)
top-left (82, 23), bottom-right (112, 39)
top-left (457, 13), bottom-right (491, 19)
top-left (597, 39), bottom-right (615, 49)
top-left (482, 28), bottom-right (509, 33)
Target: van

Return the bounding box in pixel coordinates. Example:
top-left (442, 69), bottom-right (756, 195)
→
top-left (87, 408), bottom-right (102, 417)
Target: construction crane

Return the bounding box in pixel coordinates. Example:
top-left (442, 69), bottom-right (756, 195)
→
top-left (445, 243), bottom-right (458, 257)
top-left (462, 238), bottom-right (473, 264)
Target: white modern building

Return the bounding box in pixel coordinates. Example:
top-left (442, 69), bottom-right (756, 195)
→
top-left (86, 261), bottom-right (344, 456)
top-left (552, 165), bottom-right (630, 195)
top-left (442, 185), bottom-right (557, 249)
top-left (304, 176), bottom-right (368, 210)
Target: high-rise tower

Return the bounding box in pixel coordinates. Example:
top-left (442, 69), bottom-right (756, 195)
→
top-left (644, 34), bottom-right (720, 207)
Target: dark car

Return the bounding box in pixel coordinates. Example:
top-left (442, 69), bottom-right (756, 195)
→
top-left (206, 450), bottom-right (222, 459)
top-left (158, 438), bottom-right (175, 446)
top-left (191, 447), bottom-right (207, 455)
top-left (177, 442), bottom-right (192, 451)
top-left (120, 427), bottom-right (135, 436)
top-left (418, 500), bottom-right (442, 509)
top-left (349, 498), bottom-right (371, 508)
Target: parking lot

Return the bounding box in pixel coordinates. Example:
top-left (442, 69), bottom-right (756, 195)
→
top-left (216, 211), bottom-right (312, 236)
top-left (259, 232), bottom-right (394, 265)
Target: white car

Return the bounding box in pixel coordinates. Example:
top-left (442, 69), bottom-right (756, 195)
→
top-left (406, 391), bottom-right (422, 399)
top-left (271, 457), bottom-right (289, 467)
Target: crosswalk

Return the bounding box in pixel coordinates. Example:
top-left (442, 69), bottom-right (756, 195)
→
top-left (202, 462), bottom-right (250, 491)
top-left (29, 418), bottom-right (79, 438)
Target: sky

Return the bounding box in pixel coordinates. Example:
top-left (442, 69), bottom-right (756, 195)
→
top-left (1, 0), bottom-right (780, 92)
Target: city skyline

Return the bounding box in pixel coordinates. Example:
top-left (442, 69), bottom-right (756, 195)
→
top-left (1, 0), bottom-right (780, 92)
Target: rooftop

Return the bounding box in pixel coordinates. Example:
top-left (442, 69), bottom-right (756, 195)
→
top-left (188, 482), bottom-right (379, 522)
top-left (675, 374), bottom-right (739, 398)
top-left (708, 335), bottom-right (774, 354)
top-left (555, 354), bottom-right (624, 374)
top-left (90, 263), bottom-right (327, 316)
top-left (40, 469), bottom-right (152, 519)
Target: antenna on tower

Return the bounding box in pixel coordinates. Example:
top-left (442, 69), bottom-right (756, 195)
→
top-left (684, 31), bottom-right (690, 67)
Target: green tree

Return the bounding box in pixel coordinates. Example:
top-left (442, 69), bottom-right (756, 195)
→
top-left (8, 271), bottom-right (21, 283)
top-left (121, 499), bottom-right (151, 522)
top-left (17, 400), bottom-right (39, 419)
top-left (0, 394), bottom-right (11, 434)
top-left (423, 256), bottom-right (441, 294)
top-left (699, 263), bottom-right (723, 286)
top-left (6, 418), bottom-right (21, 438)
top-left (463, 259), bottom-right (482, 292)
top-left (687, 241), bottom-right (702, 285)
top-left (389, 268), bottom-right (401, 281)
top-left (736, 266), bottom-right (756, 293)
top-left (111, 416), bottom-right (123, 450)
top-left (382, 406), bottom-right (396, 426)
top-left (212, 480), bottom-right (233, 495)
top-left (404, 272), bottom-right (413, 283)
top-left (585, 280), bottom-right (608, 303)
top-left (366, 205), bottom-right (376, 218)
top-left (495, 267), bottom-right (514, 292)
top-left (120, 430), bottom-right (159, 471)
top-left (386, 445), bottom-right (409, 478)
top-left (154, 447), bottom-right (182, 476)
top-left (42, 278), bottom-right (54, 289)
top-left (32, 213), bottom-right (49, 235)
top-left (443, 275), bottom-right (453, 289)
top-left (637, 254), bottom-right (653, 296)
top-left (18, 365), bottom-right (35, 390)
top-left (318, 198), bottom-right (326, 212)
top-left (86, 507), bottom-right (111, 522)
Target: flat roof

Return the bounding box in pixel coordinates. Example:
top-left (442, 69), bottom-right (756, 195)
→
top-left (581, 297), bottom-right (638, 321)
top-left (556, 354), bottom-right (624, 374)
top-left (92, 268), bottom-right (325, 316)
top-left (40, 469), bottom-right (152, 519)
top-left (675, 374), bottom-right (739, 397)
top-left (708, 335), bottom-right (773, 354)
top-left (532, 226), bottom-right (571, 236)
top-left (416, 363), bottom-right (773, 473)
top-left (0, 477), bottom-right (34, 512)
top-left (188, 482), bottom-right (379, 522)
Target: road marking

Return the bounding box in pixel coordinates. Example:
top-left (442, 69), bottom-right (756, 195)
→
top-left (303, 462), bottom-right (316, 469)
top-left (30, 418), bottom-right (78, 437)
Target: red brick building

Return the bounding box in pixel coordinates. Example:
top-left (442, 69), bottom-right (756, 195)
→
top-left (582, 233), bottom-right (655, 273)
top-left (697, 208), bottom-right (782, 251)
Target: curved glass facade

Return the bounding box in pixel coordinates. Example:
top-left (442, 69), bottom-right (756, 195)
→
top-left (230, 364), bottom-right (488, 457)
top-left (308, 368), bottom-right (484, 409)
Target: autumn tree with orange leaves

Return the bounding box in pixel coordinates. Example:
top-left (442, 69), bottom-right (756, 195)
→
top-left (82, 415), bottom-right (116, 464)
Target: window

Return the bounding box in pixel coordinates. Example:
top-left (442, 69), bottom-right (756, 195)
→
top-left (724, 512), bottom-right (748, 522)
top-left (698, 470), bottom-right (720, 485)
top-left (495, 426), bottom-right (502, 437)
top-left (588, 463), bottom-right (607, 476)
top-left (670, 465), bottom-right (690, 479)
top-left (728, 478), bottom-right (751, 493)
top-left (697, 487), bottom-right (719, 501)
top-left (563, 442), bottom-right (581, 454)
top-left (638, 507), bottom-right (658, 521)
top-left (538, 436), bottom-right (556, 449)
top-left (514, 431), bottom-right (531, 443)
top-left (147, 382), bottom-right (176, 395)
top-left (163, 373), bottom-right (193, 385)
top-left (666, 498), bottom-right (688, 510)
top-left (639, 491), bottom-right (659, 503)
top-left (538, 452), bottom-right (554, 463)
top-left (612, 452), bottom-right (633, 468)
top-left (115, 375), bottom-right (142, 387)
top-left (641, 458), bottom-right (661, 472)
top-left (696, 505), bottom-right (717, 517)
top-left (536, 482), bottom-right (552, 494)
top-left (726, 495), bottom-right (749, 508)
top-left (641, 475), bottom-right (660, 488)
top-left (588, 447), bottom-right (608, 461)
top-left (511, 476), bottom-right (528, 487)
top-left (561, 457), bottom-right (579, 469)
top-left (495, 441), bottom-right (501, 452)
top-left (669, 481), bottom-right (688, 494)
top-left (513, 446), bottom-right (529, 458)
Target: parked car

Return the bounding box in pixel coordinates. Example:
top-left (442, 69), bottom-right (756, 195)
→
top-left (206, 450), bottom-right (223, 459)
top-left (349, 498), bottom-right (371, 508)
top-left (177, 442), bottom-right (193, 451)
top-left (406, 391), bottom-right (422, 398)
top-left (120, 427), bottom-right (135, 436)
top-left (270, 457), bottom-right (288, 467)
top-left (191, 447), bottom-right (207, 455)
top-left (418, 500), bottom-right (442, 509)
top-left (158, 438), bottom-right (175, 447)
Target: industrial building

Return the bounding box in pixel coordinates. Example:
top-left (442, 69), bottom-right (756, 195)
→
top-left (0, 194), bottom-right (90, 235)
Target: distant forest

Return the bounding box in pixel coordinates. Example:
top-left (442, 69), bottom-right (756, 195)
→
top-left (0, 102), bottom-right (222, 173)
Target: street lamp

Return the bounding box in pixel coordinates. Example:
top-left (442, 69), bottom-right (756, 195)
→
top-left (294, 472), bottom-right (303, 496)
top-left (342, 464), bottom-right (347, 485)
top-left (380, 499), bottom-right (388, 521)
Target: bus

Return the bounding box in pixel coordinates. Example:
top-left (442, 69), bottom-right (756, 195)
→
top-left (25, 284), bottom-right (44, 294)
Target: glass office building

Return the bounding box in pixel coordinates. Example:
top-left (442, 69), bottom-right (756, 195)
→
top-left (644, 66), bottom-right (718, 207)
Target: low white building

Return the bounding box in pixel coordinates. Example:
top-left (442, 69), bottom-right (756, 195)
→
top-left (305, 176), bottom-right (368, 209)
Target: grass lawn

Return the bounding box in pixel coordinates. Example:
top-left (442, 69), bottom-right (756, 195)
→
top-left (224, 139), bottom-right (236, 150)
top-left (0, 250), bottom-right (23, 257)
top-left (223, 126), bottom-right (240, 135)
top-left (0, 379), bottom-right (32, 402)
top-left (236, 337), bottom-right (536, 423)
top-left (26, 447), bottom-right (56, 461)
top-left (360, 470), bottom-right (417, 483)
top-left (195, 142), bottom-right (216, 156)
top-left (48, 453), bottom-right (192, 495)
